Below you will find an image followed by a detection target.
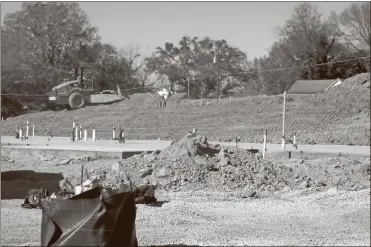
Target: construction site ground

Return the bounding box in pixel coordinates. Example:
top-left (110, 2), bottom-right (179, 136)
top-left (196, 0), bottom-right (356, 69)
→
top-left (1, 73), bottom-right (370, 246)
top-left (1, 73), bottom-right (370, 145)
top-left (2, 189), bottom-right (370, 246)
top-left (1, 135), bottom-right (370, 246)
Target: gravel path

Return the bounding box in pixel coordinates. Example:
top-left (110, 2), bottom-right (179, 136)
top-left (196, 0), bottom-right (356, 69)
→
top-left (2, 189), bottom-right (370, 246)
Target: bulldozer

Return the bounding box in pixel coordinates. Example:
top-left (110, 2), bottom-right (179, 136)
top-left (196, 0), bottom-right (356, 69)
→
top-left (47, 68), bottom-right (126, 109)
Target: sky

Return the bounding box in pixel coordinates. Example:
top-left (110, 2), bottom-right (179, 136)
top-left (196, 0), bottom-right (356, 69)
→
top-left (1, 1), bottom-right (355, 59)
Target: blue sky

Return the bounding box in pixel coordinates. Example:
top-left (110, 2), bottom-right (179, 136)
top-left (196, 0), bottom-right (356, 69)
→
top-left (1, 1), bottom-right (354, 59)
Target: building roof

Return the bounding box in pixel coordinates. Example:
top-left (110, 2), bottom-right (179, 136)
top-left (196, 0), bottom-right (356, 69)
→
top-left (287, 79), bottom-right (339, 94)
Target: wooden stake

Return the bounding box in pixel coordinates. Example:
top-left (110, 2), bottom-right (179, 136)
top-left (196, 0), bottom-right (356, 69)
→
top-left (293, 133), bottom-right (296, 145)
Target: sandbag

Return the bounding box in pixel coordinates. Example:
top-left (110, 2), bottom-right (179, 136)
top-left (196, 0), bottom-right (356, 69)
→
top-left (40, 186), bottom-right (138, 247)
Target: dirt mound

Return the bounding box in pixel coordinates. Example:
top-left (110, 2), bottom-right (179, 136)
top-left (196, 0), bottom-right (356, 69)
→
top-left (341, 73), bottom-right (370, 88)
top-left (65, 134), bottom-right (370, 196)
top-left (1, 170), bottom-right (63, 199)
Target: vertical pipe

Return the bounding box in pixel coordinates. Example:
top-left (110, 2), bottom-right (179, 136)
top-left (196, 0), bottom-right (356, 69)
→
top-left (75, 125), bottom-right (79, 142)
top-left (112, 125), bottom-right (116, 140)
top-left (263, 129), bottom-right (267, 159)
top-left (32, 124), bottom-right (35, 139)
top-left (84, 130), bottom-right (87, 141)
top-left (19, 129), bottom-right (23, 140)
top-left (122, 130), bottom-right (125, 143)
top-left (26, 121), bottom-right (29, 140)
top-left (92, 129), bottom-right (96, 141)
top-left (79, 126), bottom-right (82, 140)
top-left (187, 78), bottom-right (190, 99)
top-left (293, 133), bottom-right (296, 145)
top-left (80, 165), bottom-right (84, 187)
top-left (282, 90), bottom-right (286, 150)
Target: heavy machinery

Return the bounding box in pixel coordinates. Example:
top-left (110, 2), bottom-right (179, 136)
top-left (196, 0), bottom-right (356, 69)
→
top-left (47, 68), bottom-right (125, 109)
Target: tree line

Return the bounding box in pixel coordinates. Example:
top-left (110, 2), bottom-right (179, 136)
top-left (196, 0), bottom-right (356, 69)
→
top-left (1, 2), bottom-right (370, 116)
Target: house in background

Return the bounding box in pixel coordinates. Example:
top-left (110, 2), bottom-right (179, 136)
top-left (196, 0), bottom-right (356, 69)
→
top-left (287, 78), bottom-right (344, 95)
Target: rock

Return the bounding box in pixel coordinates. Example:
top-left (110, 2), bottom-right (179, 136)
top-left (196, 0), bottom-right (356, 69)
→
top-left (299, 180), bottom-right (309, 189)
top-left (218, 150), bottom-right (230, 167)
top-left (140, 168), bottom-right (153, 178)
top-left (145, 175), bottom-right (159, 186)
top-left (57, 159), bottom-right (71, 166)
top-left (171, 176), bottom-right (178, 183)
top-left (153, 149), bottom-right (161, 155)
top-left (59, 178), bottom-right (74, 192)
top-left (241, 186), bottom-right (258, 198)
top-left (155, 167), bottom-right (171, 178)
top-left (111, 161), bottom-right (123, 172)
top-left (194, 155), bottom-right (208, 165)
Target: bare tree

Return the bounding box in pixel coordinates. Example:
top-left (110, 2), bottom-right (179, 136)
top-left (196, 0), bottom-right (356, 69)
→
top-left (336, 2), bottom-right (370, 54)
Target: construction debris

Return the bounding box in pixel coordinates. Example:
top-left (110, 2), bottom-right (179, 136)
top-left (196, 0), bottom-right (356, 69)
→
top-left (64, 133), bottom-right (370, 197)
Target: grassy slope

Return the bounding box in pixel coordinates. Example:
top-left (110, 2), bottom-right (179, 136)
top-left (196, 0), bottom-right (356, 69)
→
top-left (1, 74), bottom-right (370, 145)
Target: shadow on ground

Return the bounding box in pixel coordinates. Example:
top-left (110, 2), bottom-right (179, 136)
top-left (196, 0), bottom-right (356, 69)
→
top-left (1, 170), bottom-right (63, 199)
top-left (149, 200), bottom-right (170, 208)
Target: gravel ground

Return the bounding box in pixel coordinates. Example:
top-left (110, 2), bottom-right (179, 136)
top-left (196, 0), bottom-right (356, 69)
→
top-left (1, 188), bottom-right (370, 246)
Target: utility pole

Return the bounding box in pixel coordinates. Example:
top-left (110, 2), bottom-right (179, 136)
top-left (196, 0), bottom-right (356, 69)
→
top-left (216, 42), bottom-right (220, 99)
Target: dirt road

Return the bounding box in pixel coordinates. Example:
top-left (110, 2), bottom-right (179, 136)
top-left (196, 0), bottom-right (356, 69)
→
top-left (2, 136), bottom-right (370, 156)
top-left (1, 189), bottom-right (370, 246)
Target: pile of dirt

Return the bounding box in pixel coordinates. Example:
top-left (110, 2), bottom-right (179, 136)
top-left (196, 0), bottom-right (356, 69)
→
top-left (66, 134), bottom-right (370, 196)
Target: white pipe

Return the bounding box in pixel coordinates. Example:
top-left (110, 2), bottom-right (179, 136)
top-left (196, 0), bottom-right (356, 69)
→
top-left (26, 121), bottom-right (29, 140)
top-left (19, 129), bottom-right (23, 139)
top-left (121, 130), bottom-right (125, 143)
top-left (32, 124), bottom-right (35, 139)
top-left (84, 130), bottom-right (87, 141)
top-left (79, 126), bottom-right (82, 140)
top-left (92, 129), bottom-right (96, 141)
top-left (282, 90), bottom-right (286, 150)
top-left (293, 133), bottom-right (296, 145)
top-left (75, 126), bottom-right (79, 142)
top-left (112, 126), bottom-right (116, 139)
top-left (263, 129), bottom-right (267, 159)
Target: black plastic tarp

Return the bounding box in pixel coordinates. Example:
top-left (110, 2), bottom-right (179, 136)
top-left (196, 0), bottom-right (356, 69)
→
top-left (40, 187), bottom-right (138, 247)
